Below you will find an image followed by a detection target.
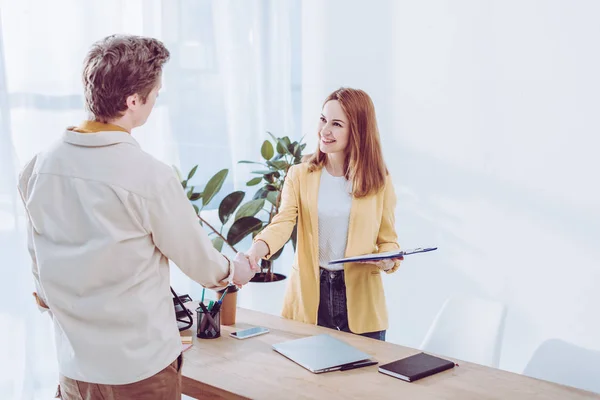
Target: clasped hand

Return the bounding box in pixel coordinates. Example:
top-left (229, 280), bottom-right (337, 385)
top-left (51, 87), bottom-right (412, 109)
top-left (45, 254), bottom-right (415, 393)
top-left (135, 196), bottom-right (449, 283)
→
top-left (231, 252), bottom-right (262, 287)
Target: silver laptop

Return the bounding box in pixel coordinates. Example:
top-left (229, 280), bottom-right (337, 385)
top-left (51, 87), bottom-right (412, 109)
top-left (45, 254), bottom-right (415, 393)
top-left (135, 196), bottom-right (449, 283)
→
top-left (272, 334), bottom-right (372, 373)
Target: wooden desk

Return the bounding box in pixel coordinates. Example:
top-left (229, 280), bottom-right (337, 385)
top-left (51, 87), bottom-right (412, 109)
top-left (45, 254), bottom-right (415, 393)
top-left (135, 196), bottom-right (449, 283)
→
top-left (181, 307), bottom-right (598, 400)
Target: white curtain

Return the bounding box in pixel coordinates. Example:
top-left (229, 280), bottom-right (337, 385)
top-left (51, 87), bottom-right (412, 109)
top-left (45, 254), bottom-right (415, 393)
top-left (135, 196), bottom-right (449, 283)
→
top-left (213, 0), bottom-right (296, 187)
top-left (0, 0), bottom-right (297, 398)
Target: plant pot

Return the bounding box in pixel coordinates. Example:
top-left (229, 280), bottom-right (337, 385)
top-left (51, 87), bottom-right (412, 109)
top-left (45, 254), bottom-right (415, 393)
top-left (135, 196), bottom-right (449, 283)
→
top-left (238, 273), bottom-right (287, 316)
top-left (218, 285), bottom-right (239, 326)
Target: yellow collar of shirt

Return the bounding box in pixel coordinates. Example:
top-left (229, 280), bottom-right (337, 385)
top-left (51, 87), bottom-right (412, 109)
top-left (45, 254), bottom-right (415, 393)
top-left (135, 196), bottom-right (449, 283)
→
top-left (69, 120), bottom-right (129, 134)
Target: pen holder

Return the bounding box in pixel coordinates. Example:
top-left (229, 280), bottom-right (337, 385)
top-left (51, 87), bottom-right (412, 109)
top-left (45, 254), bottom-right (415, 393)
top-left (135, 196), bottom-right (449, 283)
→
top-left (196, 306), bottom-right (221, 339)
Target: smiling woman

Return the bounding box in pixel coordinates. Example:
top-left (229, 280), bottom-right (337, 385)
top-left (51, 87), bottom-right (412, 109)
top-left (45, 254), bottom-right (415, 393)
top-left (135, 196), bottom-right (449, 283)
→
top-left (246, 87), bottom-right (402, 341)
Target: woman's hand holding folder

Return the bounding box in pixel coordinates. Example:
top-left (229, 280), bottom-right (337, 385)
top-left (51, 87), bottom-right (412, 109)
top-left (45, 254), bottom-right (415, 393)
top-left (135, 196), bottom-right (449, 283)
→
top-left (356, 255), bottom-right (404, 271)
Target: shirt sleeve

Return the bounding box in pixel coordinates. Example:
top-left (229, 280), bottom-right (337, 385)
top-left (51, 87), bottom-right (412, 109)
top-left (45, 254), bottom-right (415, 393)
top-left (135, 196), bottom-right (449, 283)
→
top-left (17, 155), bottom-right (52, 314)
top-left (376, 174), bottom-right (402, 274)
top-left (147, 175), bottom-right (233, 289)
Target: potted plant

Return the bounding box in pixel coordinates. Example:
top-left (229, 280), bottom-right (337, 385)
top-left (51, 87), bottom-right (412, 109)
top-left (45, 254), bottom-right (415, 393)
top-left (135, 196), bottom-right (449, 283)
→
top-left (176, 133), bottom-right (305, 315)
top-left (238, 133), bottom-right (306, 283)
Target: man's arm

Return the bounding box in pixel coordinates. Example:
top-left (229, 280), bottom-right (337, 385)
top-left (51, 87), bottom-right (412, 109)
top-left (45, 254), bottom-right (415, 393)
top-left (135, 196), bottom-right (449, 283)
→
top-left (147, 175), bottom-right (254, 288)
top-left (26, 220), bottom-right (50, 312)
top-left (17, 156), bottom-right (50, 313)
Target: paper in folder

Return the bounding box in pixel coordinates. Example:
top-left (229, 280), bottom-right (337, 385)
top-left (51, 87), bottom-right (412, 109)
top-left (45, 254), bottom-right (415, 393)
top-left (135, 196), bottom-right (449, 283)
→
top-left (328, 247), bottom-right (437, 265)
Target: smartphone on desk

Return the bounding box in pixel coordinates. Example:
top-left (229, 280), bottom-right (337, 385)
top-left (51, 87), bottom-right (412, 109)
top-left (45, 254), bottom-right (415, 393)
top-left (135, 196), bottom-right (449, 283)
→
top-left (230, 326), bottom-right (270, 339)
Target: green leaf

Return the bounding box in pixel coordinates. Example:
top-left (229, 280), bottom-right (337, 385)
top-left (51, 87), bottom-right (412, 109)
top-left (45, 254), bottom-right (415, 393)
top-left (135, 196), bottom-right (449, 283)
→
top-left (261, 140), bottom-right (274, 161)
top-left (227, 217), bottom-right (263, 246)
top-left (192, 204), bottom-right (199, 215)
top-left (263, 174), bottom-right (276, 184)
top-left (276, 140), bottom-right (286, 155)
top-left (186, 186), bottom-right (195, 199)
top-left (246, 177), bottom-right (262, 186)
top-left (292, 143), bottom-right (300, 158)
top-left (238, 160), bottom-right (267, 166)
top-left (268, 132), bottom-right (292, 156)
top-left (181, 179), bottom-right (188, 189)
top-left (263, 171), bottom-right (281, 184)
top-left (265, 184), bottom-right (278, 191)
top-left (266, 190), bottom-right (279, 206)
top-left (267, 160), bottom-right (288, 170)
top-left (253, 187), bottom-right (269, 200)
top-left (202, 169), bottom-right (228, 207)
top-left (212, 237), bottom-right (224, 252)
top-left (235, 199), bottom-right (265, 221)
top-left (189, 192), bottom-right (202, 201)
top-left (187, 165), bottom-right (198, 180)
top-left (283, 137), bottom-right (292, 153)
top-left (218, 191), bottom-right (245, 224)
top-left (251, 169), bottom-right (276, 175)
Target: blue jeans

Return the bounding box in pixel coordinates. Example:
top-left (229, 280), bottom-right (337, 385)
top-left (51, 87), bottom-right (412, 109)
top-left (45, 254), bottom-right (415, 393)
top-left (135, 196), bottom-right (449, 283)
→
top-left (317, 269), bottom-right (386, 341)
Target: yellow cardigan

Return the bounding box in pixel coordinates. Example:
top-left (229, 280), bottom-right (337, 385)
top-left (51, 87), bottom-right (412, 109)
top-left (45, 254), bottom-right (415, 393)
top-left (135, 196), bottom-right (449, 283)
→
top-left (254, 163), bottom-right (401, 334)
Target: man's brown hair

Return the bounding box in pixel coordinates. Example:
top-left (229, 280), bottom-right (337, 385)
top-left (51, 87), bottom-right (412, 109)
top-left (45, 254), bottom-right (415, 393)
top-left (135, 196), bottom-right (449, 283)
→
top-left (82, 35), bottom-right (170, 123)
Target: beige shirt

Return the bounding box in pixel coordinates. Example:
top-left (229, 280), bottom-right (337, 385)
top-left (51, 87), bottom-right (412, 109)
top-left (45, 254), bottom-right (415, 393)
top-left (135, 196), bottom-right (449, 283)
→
top-left (18, 126), bottom-right (232, 384)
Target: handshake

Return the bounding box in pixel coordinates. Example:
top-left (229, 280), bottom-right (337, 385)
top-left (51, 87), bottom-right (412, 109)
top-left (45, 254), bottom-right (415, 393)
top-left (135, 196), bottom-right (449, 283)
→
top-left (230, 250), bottom-right (263, 287)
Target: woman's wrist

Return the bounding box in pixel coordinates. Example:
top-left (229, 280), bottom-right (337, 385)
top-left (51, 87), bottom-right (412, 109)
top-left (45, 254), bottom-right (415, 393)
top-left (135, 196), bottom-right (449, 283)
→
top-left (249, 240), bottom-right (269, 260)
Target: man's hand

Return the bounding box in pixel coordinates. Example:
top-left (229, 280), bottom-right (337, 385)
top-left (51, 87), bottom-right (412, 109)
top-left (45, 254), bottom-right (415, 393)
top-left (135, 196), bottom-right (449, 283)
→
top-left (232, 252), bottom-right (259, 286)
top-left (33, 292), bottom-right (49, 309)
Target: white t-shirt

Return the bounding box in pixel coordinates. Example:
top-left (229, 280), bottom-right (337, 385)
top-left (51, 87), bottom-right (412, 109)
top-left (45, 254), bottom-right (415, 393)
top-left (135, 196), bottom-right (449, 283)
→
top-left (318, 168), bottom-right (352, 271)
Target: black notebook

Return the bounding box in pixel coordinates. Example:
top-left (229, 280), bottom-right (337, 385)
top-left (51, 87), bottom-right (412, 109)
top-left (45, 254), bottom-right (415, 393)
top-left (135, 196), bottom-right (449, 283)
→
top-left (378, 352), bottom-right (455, 382)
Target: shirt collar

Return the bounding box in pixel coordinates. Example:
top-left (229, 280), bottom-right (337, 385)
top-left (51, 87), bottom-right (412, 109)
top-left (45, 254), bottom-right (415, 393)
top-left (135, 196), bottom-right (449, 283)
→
top-left (69, 120), bottom-right (129, 134)
top-left (63, 120), bottom-right (140, 148)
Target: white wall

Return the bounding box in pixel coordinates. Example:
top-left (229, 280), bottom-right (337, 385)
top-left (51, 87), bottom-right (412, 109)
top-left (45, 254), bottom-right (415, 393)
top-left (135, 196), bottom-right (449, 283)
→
top-left (302, 0), bottom-right (600, 376)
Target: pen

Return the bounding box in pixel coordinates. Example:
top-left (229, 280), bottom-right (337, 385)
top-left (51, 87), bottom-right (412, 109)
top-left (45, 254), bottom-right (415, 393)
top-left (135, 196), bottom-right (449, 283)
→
top-left (210, 286), bottom-right (229, 315)
top-left (198, 301), bottom-right (219, 331)
top-left (340, 360), bottom-right (378, 371)
top-left (218, 288), bottom-right (228, 303)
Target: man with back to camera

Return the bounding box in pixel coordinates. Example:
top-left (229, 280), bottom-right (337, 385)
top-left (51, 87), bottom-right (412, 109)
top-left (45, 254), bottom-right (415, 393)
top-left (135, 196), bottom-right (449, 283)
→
top-left (17, 34), bottom-right (257, 399)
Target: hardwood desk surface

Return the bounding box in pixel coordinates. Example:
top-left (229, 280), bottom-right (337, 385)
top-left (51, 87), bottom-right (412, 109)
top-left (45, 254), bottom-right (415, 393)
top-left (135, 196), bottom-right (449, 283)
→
top-left (180, 307), bottom-right (598, 400)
